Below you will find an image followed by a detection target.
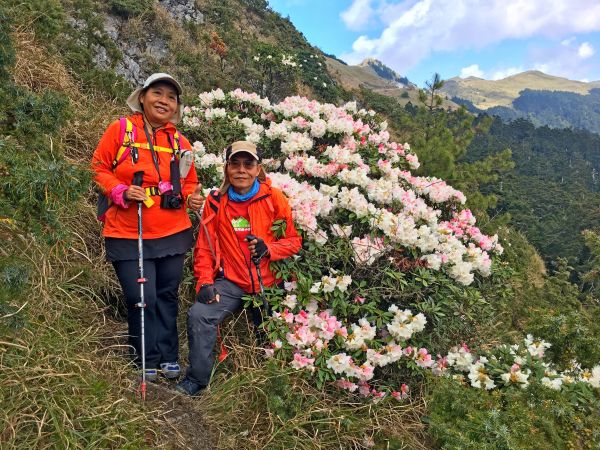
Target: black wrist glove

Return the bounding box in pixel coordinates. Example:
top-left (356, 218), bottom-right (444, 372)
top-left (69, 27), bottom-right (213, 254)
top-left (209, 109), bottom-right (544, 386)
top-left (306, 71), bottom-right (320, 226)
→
top-left (197, 284), bottom-right (217, 304)
top-left (254, 237), bottom-right (268, 259)
top-left (246, 234), bottom-right (269, 261)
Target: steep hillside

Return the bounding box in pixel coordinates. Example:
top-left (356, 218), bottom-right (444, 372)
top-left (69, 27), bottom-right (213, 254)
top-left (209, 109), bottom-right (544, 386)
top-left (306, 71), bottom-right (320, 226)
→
top-left (441, 70), bottom-right (600, 109)
top-left (466, 116), bottom-right (600, 269)
top-left (3, 1), bottom-right (600, 449)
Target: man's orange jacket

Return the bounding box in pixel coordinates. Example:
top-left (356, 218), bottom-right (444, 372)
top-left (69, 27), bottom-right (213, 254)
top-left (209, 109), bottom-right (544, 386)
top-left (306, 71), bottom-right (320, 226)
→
top-left (194, 179), bottom-right (302, 294)
top-left (92, 113), bottom-right (198, 239)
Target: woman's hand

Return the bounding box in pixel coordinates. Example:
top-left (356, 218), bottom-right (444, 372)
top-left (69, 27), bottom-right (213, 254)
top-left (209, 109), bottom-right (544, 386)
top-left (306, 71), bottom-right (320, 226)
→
top-left (124, 185), bottom-right (147, 202)
top-left (187, 184), bottom-right (205, 211)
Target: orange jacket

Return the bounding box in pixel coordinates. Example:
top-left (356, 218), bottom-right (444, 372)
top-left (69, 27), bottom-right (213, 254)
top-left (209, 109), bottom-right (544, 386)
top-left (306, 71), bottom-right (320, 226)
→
top-left (92, 113), bottom-right (198, 239)
top-left (194, 179), bottom-right (302, 294)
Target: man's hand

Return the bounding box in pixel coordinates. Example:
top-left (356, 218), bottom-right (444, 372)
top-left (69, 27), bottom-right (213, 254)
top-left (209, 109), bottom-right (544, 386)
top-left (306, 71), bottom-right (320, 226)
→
top-left (197, 284), bottom-right (220, 304)
top-left (187, 184), bottom-right (204, 211)
top-left (246, 234), bottom-right (269, 260)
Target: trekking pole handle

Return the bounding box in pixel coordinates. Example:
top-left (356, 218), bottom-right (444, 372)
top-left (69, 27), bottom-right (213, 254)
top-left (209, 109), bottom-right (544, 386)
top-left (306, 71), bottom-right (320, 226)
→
top-left (245, 234), bottom-right (263, 265)
top-left (133, 171), bottom-right (144, 187)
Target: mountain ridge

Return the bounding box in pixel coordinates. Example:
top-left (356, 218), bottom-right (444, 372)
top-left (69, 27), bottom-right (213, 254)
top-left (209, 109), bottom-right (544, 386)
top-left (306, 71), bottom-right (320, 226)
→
top-left (441, 70), bottom-right (600, 109)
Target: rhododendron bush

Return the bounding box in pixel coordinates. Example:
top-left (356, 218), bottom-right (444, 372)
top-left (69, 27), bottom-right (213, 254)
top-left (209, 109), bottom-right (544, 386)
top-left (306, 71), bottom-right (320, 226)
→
top-left (182, 89), bottom-right (600, 400)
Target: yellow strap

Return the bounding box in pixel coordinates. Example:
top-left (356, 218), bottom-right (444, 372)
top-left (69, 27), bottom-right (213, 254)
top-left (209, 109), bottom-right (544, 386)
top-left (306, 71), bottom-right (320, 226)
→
top-left (131, 142), bottom-right (174, 153)
top-left (113, 119), bottom-right (135, 166)
top-left (173, 131), bottom-right (180, 151)
top-left (113, 118), bottom-right (176, 168)
top-left (143, 196), bottom-right (155, 208)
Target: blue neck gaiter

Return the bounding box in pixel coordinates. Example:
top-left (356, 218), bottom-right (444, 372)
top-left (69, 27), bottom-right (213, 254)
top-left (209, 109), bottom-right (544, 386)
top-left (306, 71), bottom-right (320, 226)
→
top-left (228, 178), bottom-right (260, 202)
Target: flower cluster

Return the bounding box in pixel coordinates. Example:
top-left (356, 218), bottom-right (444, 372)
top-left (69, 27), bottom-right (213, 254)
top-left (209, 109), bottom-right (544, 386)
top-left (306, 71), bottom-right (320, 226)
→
top-left (435, 337), bottom-right (600, 392)
top-left (269, 304), bottom-right (599, 401)
top-left (184, 89), bottom-right (502, 285)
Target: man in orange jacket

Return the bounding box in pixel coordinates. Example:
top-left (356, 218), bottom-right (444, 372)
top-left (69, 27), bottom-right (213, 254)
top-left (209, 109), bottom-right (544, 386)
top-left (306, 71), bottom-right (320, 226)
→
top-left (176, 141), bottom-right (302, 396)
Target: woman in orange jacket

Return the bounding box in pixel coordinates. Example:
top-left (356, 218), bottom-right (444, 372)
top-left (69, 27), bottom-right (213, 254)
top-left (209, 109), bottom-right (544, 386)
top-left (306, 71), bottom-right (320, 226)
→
top-left (92, 73), bottom-right (204, 381)
top-left (176, 141), bottom-right (302, 396)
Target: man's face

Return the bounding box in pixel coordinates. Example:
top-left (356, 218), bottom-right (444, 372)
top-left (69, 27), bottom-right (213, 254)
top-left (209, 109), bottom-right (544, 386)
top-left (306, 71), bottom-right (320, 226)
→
top-left (226, 152), bottom-right (261, 194)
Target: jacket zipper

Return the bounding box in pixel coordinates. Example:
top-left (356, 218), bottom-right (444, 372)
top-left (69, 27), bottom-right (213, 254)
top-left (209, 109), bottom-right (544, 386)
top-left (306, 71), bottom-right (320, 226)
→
top-left (223, 198), bottom-right (257, 293)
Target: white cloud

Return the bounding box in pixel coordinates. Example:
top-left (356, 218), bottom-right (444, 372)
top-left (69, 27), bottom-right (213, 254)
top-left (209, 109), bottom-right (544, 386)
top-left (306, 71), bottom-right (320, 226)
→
top-left (525, 39), bottom-right (598, 81)
top-left (491, 66), bottom-right (523, 80)
top-left (578, 42), bottom-right (595, 58)
top-left (460, 64), bottom-right (484, 78)
top-left (342, 0), bottom-right (600, 74)
top-left (340, 0), bottom-right (375, 31)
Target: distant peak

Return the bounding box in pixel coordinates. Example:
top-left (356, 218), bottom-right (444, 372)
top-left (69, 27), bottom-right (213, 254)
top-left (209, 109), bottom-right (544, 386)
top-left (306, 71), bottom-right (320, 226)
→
top-left (357, 58), bottom-right (412, 87)
top-left (358, 57), bottom-right (383, 67)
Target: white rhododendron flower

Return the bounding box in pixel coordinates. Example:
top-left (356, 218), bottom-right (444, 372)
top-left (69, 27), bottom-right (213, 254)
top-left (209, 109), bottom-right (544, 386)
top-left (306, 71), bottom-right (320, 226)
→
top-left (524, 334), bottom-right (552, 359)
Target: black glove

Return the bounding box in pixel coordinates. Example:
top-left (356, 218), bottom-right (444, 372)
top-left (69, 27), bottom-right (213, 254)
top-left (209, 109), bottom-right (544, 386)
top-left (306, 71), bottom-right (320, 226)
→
top-left (197, 284), bottom-right (217, 304)
top-left (246, 234), bottom-right (269, 261)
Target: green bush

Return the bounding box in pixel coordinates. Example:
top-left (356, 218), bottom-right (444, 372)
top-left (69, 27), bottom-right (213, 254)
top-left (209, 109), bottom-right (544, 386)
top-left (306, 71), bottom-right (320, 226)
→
top-left (427, 377), bottom-right (600, 449)
top-left (108, 0), bottom-right (154, 19)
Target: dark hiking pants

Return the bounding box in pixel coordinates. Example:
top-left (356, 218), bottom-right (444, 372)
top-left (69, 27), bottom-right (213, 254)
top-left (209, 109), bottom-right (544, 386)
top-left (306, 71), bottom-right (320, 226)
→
top-left (113, 253), bottom-right (185, 369)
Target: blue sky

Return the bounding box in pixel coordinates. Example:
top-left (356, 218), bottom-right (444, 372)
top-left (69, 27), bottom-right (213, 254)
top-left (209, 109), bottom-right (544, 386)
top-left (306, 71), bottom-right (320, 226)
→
top-left (268, 0), bottom-right (600, 87)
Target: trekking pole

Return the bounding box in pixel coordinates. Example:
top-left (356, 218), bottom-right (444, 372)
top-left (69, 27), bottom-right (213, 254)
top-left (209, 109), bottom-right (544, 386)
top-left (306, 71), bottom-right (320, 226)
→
top-left (246, 234), bottom-right (269, 312)
top-left (132, 171), bottom-right (148, 401)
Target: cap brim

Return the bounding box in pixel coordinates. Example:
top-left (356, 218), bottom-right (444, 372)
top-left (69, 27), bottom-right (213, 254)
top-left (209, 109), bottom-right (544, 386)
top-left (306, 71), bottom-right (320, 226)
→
top-left (228, 149), bottom-right (260, 160)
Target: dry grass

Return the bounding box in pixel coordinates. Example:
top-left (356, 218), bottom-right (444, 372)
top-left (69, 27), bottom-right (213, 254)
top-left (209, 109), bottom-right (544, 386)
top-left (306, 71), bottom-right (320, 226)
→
top-left (12, 28), bottom-right (125, 162)
top-left (0, 223), bottom-right (154, 448)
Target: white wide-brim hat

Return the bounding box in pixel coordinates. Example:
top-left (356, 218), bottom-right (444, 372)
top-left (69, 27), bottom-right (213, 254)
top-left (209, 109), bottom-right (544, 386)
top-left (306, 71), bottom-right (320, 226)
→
top-left (126, 73), bottom-right (184, 124)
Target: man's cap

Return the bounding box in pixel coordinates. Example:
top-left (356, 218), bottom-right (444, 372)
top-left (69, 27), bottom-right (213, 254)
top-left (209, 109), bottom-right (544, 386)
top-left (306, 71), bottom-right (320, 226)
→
top-left (126, 72), bottom-right (184, 124)
top-left (225, 141), bottom-right (262, 162)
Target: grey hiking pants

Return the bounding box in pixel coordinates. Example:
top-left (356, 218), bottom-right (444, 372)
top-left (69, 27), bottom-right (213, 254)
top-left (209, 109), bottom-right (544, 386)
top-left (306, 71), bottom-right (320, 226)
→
top-left (185, 278), bottom-right (246, 386)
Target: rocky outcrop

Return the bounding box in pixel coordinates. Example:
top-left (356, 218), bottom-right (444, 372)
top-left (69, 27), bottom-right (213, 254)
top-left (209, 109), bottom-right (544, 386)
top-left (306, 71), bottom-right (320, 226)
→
top-left (158, 0), bottom-right (204, 24)
top-left (85, 1), bottom-right (203, 85)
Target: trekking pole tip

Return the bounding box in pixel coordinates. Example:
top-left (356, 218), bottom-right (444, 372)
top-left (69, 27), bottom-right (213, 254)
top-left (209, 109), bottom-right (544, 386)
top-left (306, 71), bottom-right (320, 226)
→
top-left (140, 381), bottom-right (147, 401)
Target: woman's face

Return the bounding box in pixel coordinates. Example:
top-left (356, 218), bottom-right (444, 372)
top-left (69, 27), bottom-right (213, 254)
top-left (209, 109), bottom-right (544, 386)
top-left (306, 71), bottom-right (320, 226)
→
top-left (139, 82), bottom-right (178, 126)
top-left (226, 152), bottom-right (261, 194)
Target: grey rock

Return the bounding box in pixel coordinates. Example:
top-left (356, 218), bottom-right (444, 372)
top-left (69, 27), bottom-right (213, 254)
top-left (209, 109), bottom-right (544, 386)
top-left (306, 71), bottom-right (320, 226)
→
top-left (158, 0), bottom-right (204, 24)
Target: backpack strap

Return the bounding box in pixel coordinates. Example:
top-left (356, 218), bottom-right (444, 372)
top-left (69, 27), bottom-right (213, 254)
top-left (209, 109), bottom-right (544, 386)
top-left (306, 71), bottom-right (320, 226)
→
top-left (209, 190), bottom-right (222, 214)
top-left (112, 118), bottom-right (136, 168)
top-left (172, 130), bottom-right (181, 153)
top-left (201, 190), bottom-right (223, 266)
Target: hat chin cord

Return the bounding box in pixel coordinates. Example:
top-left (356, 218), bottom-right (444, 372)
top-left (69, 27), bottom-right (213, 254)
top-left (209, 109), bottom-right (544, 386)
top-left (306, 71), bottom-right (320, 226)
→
top-left (141, 108), bottom-right (166, 130)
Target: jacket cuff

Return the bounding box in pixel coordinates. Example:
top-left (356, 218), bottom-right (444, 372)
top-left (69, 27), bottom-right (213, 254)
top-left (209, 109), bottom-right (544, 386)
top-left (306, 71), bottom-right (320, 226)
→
top-left (110, 184), bottom-right (130, 209)
top-left (195, 278), bottom-right (214, 293)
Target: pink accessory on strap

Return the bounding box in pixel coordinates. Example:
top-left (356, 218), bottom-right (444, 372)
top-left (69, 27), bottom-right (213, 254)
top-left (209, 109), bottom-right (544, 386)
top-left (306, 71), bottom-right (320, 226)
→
top-left (158, 180), bottom-right (173, 194)
top-left (110, 184), bottom-right (130, 209)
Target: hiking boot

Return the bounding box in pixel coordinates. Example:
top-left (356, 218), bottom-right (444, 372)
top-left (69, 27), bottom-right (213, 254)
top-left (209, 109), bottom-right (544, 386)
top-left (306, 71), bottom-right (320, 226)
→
top-left (175, 377), bottom-right (205, 396)
top-left (143, 368), bottom-right (158, 382)
top-left (160, 362), bottom-right (181, 379)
